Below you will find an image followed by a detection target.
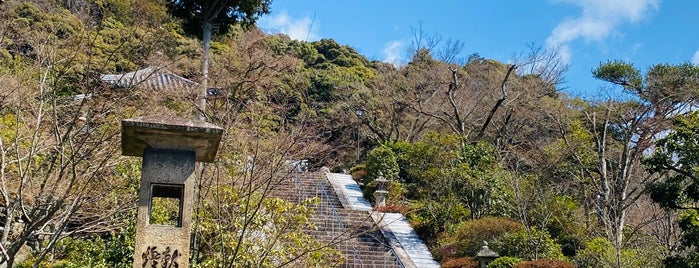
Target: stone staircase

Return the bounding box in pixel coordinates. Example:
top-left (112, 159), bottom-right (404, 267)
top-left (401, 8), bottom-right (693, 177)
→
top-left (270, 171), bottom-right (404, 267)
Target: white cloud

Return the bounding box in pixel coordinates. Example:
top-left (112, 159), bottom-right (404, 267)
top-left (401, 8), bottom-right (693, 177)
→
top-left (546, 0), bottom-right (660, 64)
top-left (258, 11), bottom-right (320, 41)
top-left (382, 41), bottom-right (406, 66)
top-left (692, 50), bottom-right (699, 65)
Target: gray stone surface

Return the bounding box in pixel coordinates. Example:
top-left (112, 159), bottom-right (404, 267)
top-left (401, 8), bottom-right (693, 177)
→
top-left (122, 116), bottom-right (223, 268)
top-left (134, 149), bottom-right (196, 268)
top-left (325, 172), bottom-right (440, 267)
top-left (326, 172), bottom-right (372, 211)
top-left (121, 116), bottom-right (223, 162)
top-left (379, 213), bottom-right (440, 268)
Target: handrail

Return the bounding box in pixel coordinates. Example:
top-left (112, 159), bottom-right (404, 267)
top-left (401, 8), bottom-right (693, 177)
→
top-left (385, 248), bottom-right (405, 268)
top-left (292, 172), bottom-right (408, 267)
top-left (316, 177), bottom-right (370, 267)
top-left (292, 174), bottom-right (308, 204)
top-left (354, 248), bottom-right (364, 267)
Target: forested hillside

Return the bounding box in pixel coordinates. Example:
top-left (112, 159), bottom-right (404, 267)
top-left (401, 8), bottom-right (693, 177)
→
top-left (1, 0), bottom-right (699, 267)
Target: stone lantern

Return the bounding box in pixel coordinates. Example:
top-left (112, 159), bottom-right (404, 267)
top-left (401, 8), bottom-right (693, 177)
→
top-left (121, 116), bottom-right (223, 268)
top-left (373, 172), bottom-right (389, 207)
top-left (475, 241), bottom-right (500, 268)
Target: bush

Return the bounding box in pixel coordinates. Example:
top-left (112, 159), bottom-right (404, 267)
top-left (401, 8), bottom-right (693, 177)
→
top-left (442, 257), bottom-right (479, 268)
top-left (438, 217), bottom-right (523, 260)
top-left (409, 197), bottom-right (470, 250)
top-left (489, 256), bottom-right (524, 268)
top-left (15, 231), bottom-right (134, 268)
top-left (496, 228), bottom-right (565, 261)
top-left (349, 164), bottom-right (367, 184)
top-left (373, 204), bottom-right (408, 214)
top-left (514, 259), bottom-right (576, 268)
top-left (573, 237), bottom-right (661, 268)
top-left (363, 145), bottom-right (404, 205)
top-left (573, 237), bottom-right (618, 268)
top-left (365, 144), bottom-right (399, 181)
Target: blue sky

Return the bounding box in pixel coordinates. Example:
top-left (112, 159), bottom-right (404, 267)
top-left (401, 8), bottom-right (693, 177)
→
top-left (258, 0), bottom-right (699, 99)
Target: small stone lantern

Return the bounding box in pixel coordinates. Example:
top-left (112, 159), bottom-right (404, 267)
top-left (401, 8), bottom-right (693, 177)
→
top-left (475, 241), bottom-right (500, 268)
top-left (121, 116), bottom-right (223, 268)
top-left (373, 172), bottom-right (389, 207)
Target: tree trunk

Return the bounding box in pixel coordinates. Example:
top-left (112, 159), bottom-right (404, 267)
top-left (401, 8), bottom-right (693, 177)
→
top-left (199, 20), bottom-right (213, 120)
top-left (474, 64), bottom-right (516, 143)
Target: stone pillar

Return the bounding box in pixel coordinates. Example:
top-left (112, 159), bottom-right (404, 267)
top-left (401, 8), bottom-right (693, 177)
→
top-left (121, 116), bottom-right (222, 268)
top-left (373, 173), bottom-right (389, 207)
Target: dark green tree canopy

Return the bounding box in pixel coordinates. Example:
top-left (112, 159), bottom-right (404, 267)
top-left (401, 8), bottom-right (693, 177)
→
top-left (594, 60), bottom-right (699, 107)
top-left (593, 60), bottom-right (643, 91)
top-left (167, 0), bottom-right (271, 37)
top-left (644, 111), bottom-right (699, 209)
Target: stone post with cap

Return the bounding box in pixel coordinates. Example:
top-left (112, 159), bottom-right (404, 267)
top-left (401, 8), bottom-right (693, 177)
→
top-left (475, 241), bottom-right (500, 268)
top-left (373, 172), bottom-right (389, 207)
top-left (121, 116), bottom-right (223, 268)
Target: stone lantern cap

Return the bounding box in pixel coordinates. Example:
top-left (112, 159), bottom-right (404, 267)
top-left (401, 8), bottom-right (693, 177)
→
top-left (121, 116), bottom-right (223, 162)
top-left (374, 173), bottom-right (389, 183)
top-left (476, 241), bottom-right (499, 258)
top-left (374, 172), bottom-right (390, 191)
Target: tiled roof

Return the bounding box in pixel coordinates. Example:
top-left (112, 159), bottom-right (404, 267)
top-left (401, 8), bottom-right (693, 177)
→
top-left (101, 67), bottom-right (198, 91)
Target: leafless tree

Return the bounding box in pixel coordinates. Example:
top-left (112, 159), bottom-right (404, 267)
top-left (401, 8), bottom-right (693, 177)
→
top-left (513, 43), bottom-right (569, 88)
top-left (0, 39), bottom-right (128, 268)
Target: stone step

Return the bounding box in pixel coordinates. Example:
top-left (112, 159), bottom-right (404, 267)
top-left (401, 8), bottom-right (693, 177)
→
top-left (267, 171), bottom-right (413, 267)
top-left (269, 172), bottom-right (345, 208)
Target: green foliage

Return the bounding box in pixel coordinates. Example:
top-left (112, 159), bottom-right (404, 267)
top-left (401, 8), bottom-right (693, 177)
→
top-left (196, 186), bottom-right (343, 267)
top-left (166, 0), bottom-right (271, 37)
top-left (643, 62), bottom-right (699, 104)
top-left (593, 60), bottom-right (643, 91)
top-left (573, 237), bottom-right (658, 268)
top-left (644, 111), bottom-right (699, 208)
top-left (459, 141), bottom-right (496, 169)
top-left (391, 133), bottom-right (504, 211)
top-left (90, 0), bottom-right (134, 24)
top-left (496, 228), bottom-right (564, 261)
top-left (2, 2), bottom-right (85, 84)
top-left (514, 259), bottom-right (576, 268)
top-left (438, 217), bottom-right (523, 261)
top-left (545, 118), bottom-right (596, 167)
top-left (363, 144), bottom-right (401, 204)
top-left (662, 209), bottom-right (699, 267)
top-left (313, 39), bottom-right (370, 67)
top-left (574, 237), bottom-right (616, 268)
top-left (594, 60), bottom-right (699, 104)
top-left (408, 48), bottom-right (438, 66)
top-left (12, 2), bottom-right (82, 36)
top-left (268, 37), bottom-right (321, 66)
top-left (639, 75), bottom-right (699, 267)
top-left (643, 111), bottom-right (699, 266)
top-left (17, 222), bottom-right (135, 268)
top-left (409, 197), bottom-right (470, 251)
top-left (382, 132), bottom-right (512, 247)
top-left (349, 164), bottom-right (367, 183)
top-left (365, 144), bottom-right (399, 181)
top-left (489, 256), bottom-right (523, 268)
top-left (301, 39), bottom-right (375, 106)
top-left (150, 196), bottom-right (181, 226)
top-left (15, 158), bottom-right (140, 267)
top-left (678, 210), bottom-right (699, 252)
top-left (1, 0), bottom-right (183, 96)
